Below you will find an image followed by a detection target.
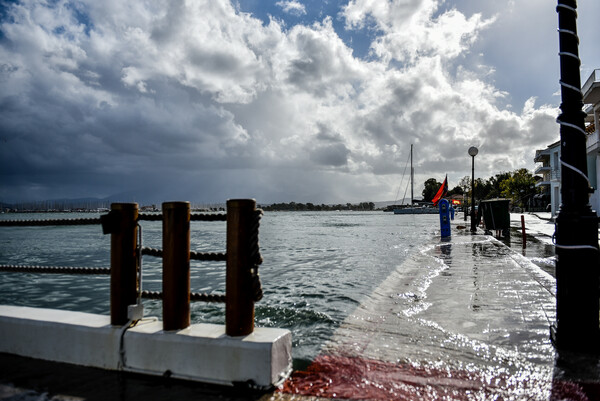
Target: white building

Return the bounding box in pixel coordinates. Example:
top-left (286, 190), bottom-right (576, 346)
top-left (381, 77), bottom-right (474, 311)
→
top-left (534, 141), bottom-right (561, 216)
top-left (583, 69), bottom-right (600, 216)
top-left (534, 69), bottom-right (600, 218)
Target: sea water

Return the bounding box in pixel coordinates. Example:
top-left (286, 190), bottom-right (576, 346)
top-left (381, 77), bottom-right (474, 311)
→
top-left (0, 211), bottom-right (554, 369)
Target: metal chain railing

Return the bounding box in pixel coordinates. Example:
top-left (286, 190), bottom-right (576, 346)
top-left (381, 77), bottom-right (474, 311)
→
top-left (0, 217), bottom-right (102, 226)
top-left (0, 210), bottom-right (259, 295)
top-left (138, 213), bottom-right (227, 222)
top-left (1, 200), bottom-right (263, 333)
top-left (191, 251), bottom-right (227, 262)
top-left (141, 247), bottom-right (227, 262)
top-left (0, 265), bottom-right (110, 275)
top-left (141, 290), bottom-right (225, 303)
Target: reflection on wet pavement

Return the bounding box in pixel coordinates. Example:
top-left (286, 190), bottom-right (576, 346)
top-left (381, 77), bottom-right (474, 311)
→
top-left (280, 231), bottom-right (599, 400)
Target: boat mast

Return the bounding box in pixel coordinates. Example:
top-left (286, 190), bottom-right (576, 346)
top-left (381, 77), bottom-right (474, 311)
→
top-left (410, 144), bottom-right (414, 206)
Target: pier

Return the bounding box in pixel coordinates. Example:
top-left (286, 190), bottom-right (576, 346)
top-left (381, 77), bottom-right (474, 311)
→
top-left (0, 200), bottom-right (292, 390)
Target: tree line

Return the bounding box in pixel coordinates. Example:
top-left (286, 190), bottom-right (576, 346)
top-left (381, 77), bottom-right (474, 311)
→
top-left (422, 168), bottom-right (541, 208)
top-left (261, 202), bottom-right (375, 212)
top-left (259, 168), bottom-right (540, 212)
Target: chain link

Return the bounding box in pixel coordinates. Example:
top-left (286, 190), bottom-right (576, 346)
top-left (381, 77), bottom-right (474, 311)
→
top-left (137, 213), bottom-right (162, 221)
top-left (141, 290), bottom-right (225, 303)
top-left (250, 209), bottom-right (264, 302)
top-left (0, 218), bottom-right (102, 227)
top-left (0, 264), bottom-right (110, 275)
top-left (190, 251), bottom-right (227, 261)
top-left (141, 247), bottom-right (226, 262)
top-left (190, 213), bottom-right (227, 222)
top-left (141, 247), bottom-right (163, 258)
top-left (137, 213), bottom-right (227, 222)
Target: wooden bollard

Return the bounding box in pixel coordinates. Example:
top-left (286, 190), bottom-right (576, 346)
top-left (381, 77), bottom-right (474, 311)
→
top-left (162, 201), bottom-right (191, 331)
top-left (226, 199), bottom-right (256, 336)
top-left (110, 203), bottom-right (139, 326)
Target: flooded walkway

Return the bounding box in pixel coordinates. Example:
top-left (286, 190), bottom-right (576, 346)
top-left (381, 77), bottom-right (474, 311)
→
top-left (280, 225), bottom-right (600, 400)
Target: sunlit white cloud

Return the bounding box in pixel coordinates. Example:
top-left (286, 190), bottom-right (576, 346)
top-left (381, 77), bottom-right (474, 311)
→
top-left (276, 0), bottom-right (307, 16)
top-left (342, 0), bottom-right (495, 64)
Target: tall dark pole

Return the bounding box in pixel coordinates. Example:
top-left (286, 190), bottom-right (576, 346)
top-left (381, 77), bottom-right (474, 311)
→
top-left (552, 0), bottom-right (599, 352)
top-left (469, 147), bottom-right (478, 232)
top-left (410, 144), bottom-right (414, 206)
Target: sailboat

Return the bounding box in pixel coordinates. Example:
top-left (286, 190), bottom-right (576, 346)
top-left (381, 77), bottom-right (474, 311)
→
top-left (393, 144), bottom-right (438, 215)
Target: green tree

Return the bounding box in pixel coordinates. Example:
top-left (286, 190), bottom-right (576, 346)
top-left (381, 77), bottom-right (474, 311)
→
top-left (500, 168), bottom-right (538, 206)
top-left (474, 178), bottom-right (492, 200)
top-left (447, 185), bottom-right (464, 196)
top-left (488, 172), bottom-right (511, 199)
top-left (422, 178), bottom-right (442, 202)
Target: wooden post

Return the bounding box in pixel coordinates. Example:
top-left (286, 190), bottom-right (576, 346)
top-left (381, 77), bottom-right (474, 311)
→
top-left (226, 199), bottom-right (256, 336)
top-left (162, 201), bottom-right (191, 331)
top-left (110, 203), bottom-right (138, 326)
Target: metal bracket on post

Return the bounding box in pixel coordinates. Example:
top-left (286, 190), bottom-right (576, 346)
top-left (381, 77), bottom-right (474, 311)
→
top-left (127, 222), bottom-right (144, 321)
top-left (100, 210), bottom-right (121, 235)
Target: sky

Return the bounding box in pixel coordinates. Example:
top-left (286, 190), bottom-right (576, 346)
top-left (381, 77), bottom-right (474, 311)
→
top-left (1, 0), bottom-right (599, 205)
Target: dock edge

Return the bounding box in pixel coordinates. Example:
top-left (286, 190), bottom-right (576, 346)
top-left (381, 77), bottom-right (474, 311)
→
top-left (0, 305), bottom-right (292, 388)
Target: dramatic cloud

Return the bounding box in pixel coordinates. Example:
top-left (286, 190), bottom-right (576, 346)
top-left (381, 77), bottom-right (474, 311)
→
top-left (342, 0), bottom-right (494, 63)
top-left (0, 0), bottom-right (598, 204)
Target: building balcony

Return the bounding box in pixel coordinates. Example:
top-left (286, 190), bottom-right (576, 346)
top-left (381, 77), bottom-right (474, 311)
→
top-left (536, 169), bottom-right (560, 186)
top-left (535, 165), bottom-right (551, 175)
top-left (534, 151), bottom-right (549, 163)
top-left (583, 69), bottom-right (600, 105)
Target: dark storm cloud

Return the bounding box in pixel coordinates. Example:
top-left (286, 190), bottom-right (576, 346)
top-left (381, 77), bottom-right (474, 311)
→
top-left (309, 143), bottom-right (350, 167)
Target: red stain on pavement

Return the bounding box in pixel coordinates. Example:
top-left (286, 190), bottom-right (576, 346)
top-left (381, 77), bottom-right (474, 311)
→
top-left (279, 354), bottom-right (599, 400)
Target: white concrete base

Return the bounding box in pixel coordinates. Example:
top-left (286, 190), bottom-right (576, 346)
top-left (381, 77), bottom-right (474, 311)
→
top-left (0, 305), bottom-right (292, 388)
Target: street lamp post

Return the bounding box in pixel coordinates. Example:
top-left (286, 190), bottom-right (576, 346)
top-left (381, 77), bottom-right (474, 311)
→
top-left (468, 146), bottom-right (478, 232)
top-left (552, 0), bottom-right (599, 352)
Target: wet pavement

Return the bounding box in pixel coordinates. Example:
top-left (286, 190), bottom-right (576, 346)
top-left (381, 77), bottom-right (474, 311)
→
top-left (2, 213), bottom-right (600, 400)
top-left (279, 214), bottom-right (600, 400)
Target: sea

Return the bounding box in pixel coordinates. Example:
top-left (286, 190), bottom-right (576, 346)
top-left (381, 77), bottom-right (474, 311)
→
top-left (0, 211), bottom-right (555, 371)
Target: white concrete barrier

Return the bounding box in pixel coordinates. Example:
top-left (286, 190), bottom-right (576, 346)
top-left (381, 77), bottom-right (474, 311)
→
top-left (0, 305), bottom-right (292, 388)
top-left (0, 305), bottom-right (121, 369)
